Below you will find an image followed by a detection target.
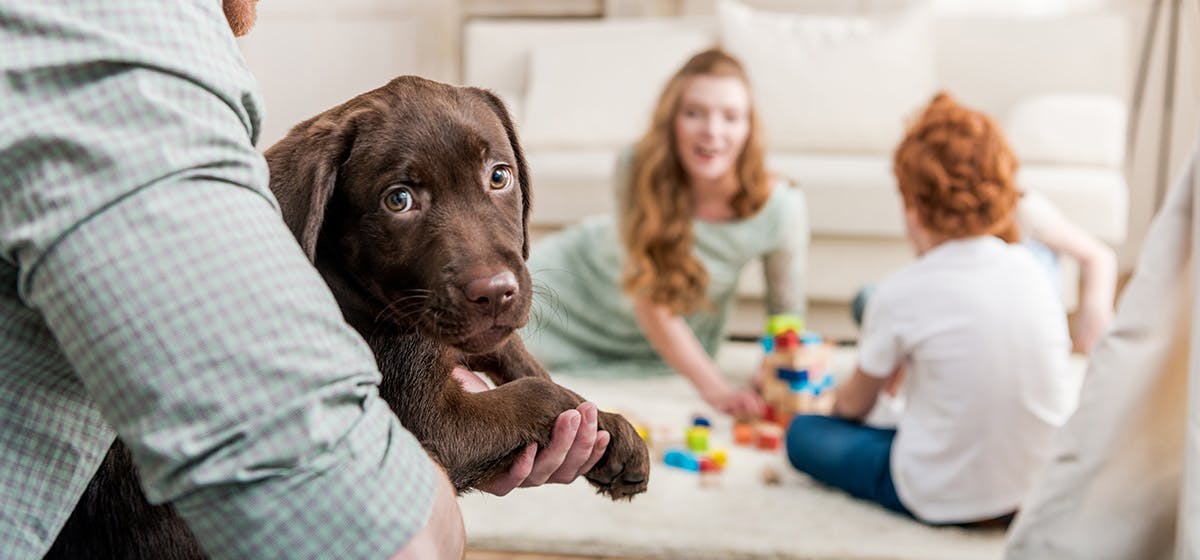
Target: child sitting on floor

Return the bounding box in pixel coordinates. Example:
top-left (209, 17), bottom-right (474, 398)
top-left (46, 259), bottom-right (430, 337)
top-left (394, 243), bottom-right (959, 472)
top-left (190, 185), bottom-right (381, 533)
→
top-left (785, 92), bottom-right (1078, 527)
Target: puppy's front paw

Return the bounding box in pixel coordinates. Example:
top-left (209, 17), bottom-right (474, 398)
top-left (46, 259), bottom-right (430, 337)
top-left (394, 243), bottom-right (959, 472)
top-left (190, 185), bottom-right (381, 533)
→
top-left (585, 411), bottom-right (650, 500)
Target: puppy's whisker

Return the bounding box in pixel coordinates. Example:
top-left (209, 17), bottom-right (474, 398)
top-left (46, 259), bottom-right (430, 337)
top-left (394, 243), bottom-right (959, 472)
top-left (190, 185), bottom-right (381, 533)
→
top-left (382, 300), bottom-right (429, 325)
top-left (375, 291), bottom-right (432, 326)
top-left (529, 281), bottom-right (568, 334)
top-left (431, 310), bottom-right (447, 340)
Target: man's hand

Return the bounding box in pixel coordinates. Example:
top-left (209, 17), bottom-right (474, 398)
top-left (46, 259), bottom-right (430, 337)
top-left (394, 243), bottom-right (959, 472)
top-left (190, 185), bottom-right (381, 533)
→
top-left (451, 367), bottom-right (609, 496)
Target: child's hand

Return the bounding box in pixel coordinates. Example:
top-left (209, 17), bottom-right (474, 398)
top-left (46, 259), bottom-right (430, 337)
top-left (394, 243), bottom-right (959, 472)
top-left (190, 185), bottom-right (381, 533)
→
top-left (1073, 303), bottom-right (1113, 355)
top-left (883, 365), bottom-right (906, 397)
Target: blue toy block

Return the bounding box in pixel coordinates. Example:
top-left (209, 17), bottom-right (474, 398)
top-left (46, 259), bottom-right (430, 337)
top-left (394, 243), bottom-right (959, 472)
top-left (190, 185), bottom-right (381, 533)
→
top-left (776, 367), bottom-right (808, 384)
top-left (664, 449), bottom-right (700, 472)
top-left (801, 332), bottom-right (824, 345)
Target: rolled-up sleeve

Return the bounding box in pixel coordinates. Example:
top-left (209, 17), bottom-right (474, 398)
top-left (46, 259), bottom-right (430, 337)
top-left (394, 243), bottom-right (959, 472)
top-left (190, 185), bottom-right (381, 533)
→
top-left (29, 182), bottom-right (436, 559)
top-left (1, 1), bottom-right (436, 557)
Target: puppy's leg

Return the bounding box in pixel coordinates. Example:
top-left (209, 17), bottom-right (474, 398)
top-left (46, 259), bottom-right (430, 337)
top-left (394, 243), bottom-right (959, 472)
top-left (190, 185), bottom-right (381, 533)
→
top-left (375, 333), bottom-right (648, 498)
top-left (462, 337), bottom-right (651, 500)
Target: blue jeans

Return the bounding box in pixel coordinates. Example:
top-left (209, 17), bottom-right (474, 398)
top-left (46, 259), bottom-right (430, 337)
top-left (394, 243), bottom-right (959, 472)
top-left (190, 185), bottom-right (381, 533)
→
top-left (786, 415), bottom-right (912, 517)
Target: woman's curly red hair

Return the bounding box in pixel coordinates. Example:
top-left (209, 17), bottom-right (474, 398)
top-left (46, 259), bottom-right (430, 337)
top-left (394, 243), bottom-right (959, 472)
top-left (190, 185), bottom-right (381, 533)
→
top-left (893, 92), bottom-right (1020, 242)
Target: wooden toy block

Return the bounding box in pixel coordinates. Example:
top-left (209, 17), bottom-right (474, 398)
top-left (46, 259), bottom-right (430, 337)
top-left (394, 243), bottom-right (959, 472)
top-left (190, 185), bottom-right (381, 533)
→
top-left (733, 422), bottom-right (756, 446)
top-left (756, 424), bottom-right (783, 451)
top-left (711, 448), bottom-right (728, 468)
top-left (686, 426), bottom-right (710, 452)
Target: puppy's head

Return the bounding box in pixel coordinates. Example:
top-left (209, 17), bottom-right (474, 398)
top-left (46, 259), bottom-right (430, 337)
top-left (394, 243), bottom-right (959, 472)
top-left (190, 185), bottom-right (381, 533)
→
top-left (266, 76), bottom-right (533, 354)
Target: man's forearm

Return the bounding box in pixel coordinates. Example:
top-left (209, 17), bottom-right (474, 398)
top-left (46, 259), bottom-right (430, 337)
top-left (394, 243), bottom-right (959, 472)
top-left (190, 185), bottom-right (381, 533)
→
top-left (391, 465), bottom-right (464, 560)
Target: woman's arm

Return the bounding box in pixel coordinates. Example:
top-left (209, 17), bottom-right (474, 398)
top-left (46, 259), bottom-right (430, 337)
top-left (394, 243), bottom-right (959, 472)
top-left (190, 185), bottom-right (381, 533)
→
top-left (632, 296), bottom-right (765, 417)
top-left (763, 186), bottom-right (809, 317)
top-left (1020, 192), bottom-right (1118, 353)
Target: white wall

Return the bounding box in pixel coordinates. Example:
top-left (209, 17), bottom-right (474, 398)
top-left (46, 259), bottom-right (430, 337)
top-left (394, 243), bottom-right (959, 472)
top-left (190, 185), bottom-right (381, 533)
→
top-left (236, 0), bottom-right (459, 148)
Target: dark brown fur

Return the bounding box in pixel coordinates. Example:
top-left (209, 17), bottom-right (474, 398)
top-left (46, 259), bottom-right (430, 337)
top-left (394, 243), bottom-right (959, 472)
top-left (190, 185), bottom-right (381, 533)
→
top-left (46, 76), bottom-right (649, 559)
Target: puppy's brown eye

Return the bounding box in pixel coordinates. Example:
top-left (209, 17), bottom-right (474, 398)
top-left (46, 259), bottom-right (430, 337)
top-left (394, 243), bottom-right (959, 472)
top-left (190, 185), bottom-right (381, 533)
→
top-left (383, 187), bottom-right (414, 212)
top-left (489, 166), bottom-right (512, 190)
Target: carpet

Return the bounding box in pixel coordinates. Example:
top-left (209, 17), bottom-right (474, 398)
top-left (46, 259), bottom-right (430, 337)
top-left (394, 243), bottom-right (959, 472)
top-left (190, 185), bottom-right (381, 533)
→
top-left (460, 343), bottom-right (1021, 560)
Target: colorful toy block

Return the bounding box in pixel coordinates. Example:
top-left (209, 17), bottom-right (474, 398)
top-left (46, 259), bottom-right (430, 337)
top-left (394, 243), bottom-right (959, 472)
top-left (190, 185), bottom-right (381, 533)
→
top-left (664, 449), bottom-right (700, 472)
top-left (686, 426), bottom-right (710, 452)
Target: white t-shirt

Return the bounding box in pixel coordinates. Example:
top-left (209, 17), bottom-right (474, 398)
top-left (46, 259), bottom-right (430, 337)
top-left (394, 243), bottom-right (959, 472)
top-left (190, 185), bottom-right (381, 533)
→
top-left (857, 236), bottom-right (1076, 523)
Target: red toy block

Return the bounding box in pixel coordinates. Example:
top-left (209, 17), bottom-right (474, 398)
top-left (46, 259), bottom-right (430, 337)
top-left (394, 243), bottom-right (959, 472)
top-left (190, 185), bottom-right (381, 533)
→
top-left (756, 424), bottom-right (783, 451)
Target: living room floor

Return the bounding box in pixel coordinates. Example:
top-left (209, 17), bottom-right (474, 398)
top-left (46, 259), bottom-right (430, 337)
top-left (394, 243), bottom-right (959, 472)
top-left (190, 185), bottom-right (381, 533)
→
top-left (469, 551), bottom-right (642, 560)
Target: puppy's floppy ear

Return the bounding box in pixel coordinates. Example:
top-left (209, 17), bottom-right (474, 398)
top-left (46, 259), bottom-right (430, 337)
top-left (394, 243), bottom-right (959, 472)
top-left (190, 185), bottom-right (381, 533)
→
top-left (264, 112), bottom-right (357, 262)
top-left (470, 88), bottom-right (532, 259)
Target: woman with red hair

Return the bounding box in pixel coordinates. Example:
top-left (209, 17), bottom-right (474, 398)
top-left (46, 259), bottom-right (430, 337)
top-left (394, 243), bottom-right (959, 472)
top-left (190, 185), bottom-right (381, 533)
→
top-left (786, 93), bottom-right (1078, 526)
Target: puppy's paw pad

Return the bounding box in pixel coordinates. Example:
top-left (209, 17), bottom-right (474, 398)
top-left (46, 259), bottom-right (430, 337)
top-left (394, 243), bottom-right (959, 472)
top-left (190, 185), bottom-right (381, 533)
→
top-left (586, 413), bottom-right (651, 500)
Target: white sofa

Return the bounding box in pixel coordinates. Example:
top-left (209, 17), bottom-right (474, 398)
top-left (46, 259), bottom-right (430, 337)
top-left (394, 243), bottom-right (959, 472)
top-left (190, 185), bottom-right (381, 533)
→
top-left (463, 1), bottom-right (1131, 338)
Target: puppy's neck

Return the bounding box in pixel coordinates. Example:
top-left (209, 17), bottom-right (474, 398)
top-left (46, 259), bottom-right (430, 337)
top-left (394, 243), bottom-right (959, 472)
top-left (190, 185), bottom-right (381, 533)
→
top-left (314, 260), bottom-right (397, 335)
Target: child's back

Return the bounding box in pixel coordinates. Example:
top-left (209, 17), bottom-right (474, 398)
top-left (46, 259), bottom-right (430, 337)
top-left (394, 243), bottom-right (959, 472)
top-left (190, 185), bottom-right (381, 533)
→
top-left (861, 234), bottom-right (1074, 522)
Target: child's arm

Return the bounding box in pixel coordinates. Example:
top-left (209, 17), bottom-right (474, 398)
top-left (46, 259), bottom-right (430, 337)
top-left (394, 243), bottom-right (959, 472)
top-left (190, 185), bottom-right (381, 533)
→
top-left (1020, 192), bottom-right (1117, 353)
top-left (832, 366), bottom-right (895, 421)
top-left (632, 296), bottom-right (765, 417)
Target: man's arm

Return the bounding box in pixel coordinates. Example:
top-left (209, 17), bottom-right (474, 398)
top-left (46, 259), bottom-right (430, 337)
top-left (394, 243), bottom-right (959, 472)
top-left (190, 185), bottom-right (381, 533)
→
top-left (28, 180), bottom-right (449, 558)
top-left (391, 465), bottom-right (464, 560)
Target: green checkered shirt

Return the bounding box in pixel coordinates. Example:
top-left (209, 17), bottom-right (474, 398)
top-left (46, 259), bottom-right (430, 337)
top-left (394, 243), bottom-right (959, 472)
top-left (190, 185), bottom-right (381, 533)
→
top-left (0, 1), bottom-right (435, 558)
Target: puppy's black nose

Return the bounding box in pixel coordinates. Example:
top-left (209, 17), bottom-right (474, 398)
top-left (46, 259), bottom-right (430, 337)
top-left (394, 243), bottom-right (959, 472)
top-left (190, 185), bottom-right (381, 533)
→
top-left (464, 271), bottom-right (518, 314)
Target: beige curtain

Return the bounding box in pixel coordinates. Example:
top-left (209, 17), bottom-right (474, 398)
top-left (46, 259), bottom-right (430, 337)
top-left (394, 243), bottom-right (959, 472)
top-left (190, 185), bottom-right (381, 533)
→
top-left (1006, 149), bottom-right (1197, 559)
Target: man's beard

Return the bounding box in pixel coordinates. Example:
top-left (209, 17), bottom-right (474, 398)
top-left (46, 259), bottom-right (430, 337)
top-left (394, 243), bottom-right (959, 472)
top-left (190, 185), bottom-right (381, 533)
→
top-left (222, 0), bottom-right (258, 36)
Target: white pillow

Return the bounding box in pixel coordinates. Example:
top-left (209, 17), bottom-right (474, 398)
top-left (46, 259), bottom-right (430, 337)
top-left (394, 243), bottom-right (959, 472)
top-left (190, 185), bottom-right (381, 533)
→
top-left (717, 0), bottom-right (937, 154)
top-left (1004, 93), bottom-right (1127, 168)
top-left (519, 28), bottom-right (716, 150)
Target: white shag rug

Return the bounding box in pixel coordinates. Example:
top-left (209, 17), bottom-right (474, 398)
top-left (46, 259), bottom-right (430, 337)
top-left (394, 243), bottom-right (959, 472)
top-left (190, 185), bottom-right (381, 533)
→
top-left (460, 343), bottom-right (1029, 560)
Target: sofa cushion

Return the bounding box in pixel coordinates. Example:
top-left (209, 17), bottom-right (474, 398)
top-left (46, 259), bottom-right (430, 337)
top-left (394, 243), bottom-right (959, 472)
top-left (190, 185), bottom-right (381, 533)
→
top-left (933, 14), bottom-right (1129, 117)
top-left (767, 153), bottom-right (1127, 244)
top-left (735, 235), bottom-right (1080, 311)
top-left (519, 28), bottom-right (715, 150)
top-left (766, 153), bottom-right (903, 237)
top-left (1005, 93), bottom-right (1127, 169)
top-left (1018, 165), bottom-right (1128, 245)
top-left (525, 149), bottom-right (622, 228)
top-left (716, 0), bottom-right (936, 154)
top-left (525, 149), bottom-right (1128, 245)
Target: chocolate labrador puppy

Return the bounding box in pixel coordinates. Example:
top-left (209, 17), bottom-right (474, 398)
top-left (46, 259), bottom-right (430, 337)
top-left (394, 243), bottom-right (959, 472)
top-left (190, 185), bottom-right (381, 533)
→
top-left (268, 76), bottom-right (650, 494)
top-left (47, 76), bottom-right (649, 559)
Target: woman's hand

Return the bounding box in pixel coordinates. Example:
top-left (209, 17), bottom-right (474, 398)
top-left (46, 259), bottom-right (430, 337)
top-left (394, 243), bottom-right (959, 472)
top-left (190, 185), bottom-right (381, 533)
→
top-left (701, 384), bottom-right (766, 418)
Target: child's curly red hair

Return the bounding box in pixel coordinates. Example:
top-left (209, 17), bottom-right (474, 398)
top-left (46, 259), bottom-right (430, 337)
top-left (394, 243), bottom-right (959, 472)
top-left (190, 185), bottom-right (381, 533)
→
top-left (893, 92), bottom-right (1020, 242)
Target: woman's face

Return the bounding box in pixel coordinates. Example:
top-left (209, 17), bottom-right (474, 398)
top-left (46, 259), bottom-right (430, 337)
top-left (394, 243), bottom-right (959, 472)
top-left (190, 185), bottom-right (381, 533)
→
top-left (673, 75), bottom-right (752, 185)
